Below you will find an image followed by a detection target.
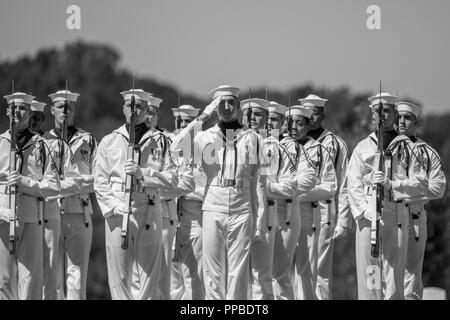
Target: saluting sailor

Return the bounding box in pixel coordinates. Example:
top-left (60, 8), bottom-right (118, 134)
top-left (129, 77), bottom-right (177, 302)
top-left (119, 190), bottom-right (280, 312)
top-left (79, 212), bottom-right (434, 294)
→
top-left (170, 85), bottom-right (268, 299)
top-left (396, 101), bottom-right (446, 300)
top-left (93, 88), bottom-right (178, 300)
top-left (299, 94), bottom-right (351, 300)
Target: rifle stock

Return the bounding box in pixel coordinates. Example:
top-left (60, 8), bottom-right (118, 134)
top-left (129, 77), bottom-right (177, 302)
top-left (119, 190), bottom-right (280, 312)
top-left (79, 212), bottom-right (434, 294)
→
top-left (370, 151), bottom-right (382, 257)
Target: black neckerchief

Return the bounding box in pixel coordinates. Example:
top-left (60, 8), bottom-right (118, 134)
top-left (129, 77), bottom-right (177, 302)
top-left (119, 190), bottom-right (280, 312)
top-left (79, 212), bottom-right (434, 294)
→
top-left (308, 127), bottom-right (325, 141)
top-left (382, 130), bottom-right (398, 150)
top-left (16, 128), bottom-right (34, 150)
top-left (297, 136), bottom-right (309, 146)
top-left (409, 135), bottom-right (417, 143)
top-left (219, 120), bottom-right (243, 137)
top-left (54, 126), bottom-right (77, 142)
top-left (67, 126), bottom-right (77, 142)
top-left (126, 122), bottom-right (149, 143)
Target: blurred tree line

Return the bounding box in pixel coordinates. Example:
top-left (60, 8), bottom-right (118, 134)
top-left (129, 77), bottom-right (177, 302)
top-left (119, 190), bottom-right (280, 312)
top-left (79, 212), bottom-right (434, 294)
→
top-left (0, 41), bottom-right (448, 299)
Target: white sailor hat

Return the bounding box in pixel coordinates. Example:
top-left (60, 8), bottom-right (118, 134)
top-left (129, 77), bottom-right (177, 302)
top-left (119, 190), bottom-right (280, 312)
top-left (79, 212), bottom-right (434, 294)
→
top-left (298, 94), bottom-right (328, 108)
top-left (148, 96), bottom-right (163, 108)
top-left (284, 105), bottom-right (314, 119)
top-left (268, 101), bottom-right (288, 116)
top-left (240, 98), bottom-right (270, 112)
top-left (368, 92), bottom-right (397, 106)
top-left (48, 89), bottom-right (80, 103)
top-left (3, 92), bottom-right (35, 105)
top-left (171, 104), bottom-right (200, 117)
top-left (31, 100), bottom-right (46, 112)
top-left (208, 85), bottom-right (240, 99)
top-left (120, 89), bottom-right (153, 103)
top-left (397, 101), bottom-right (422, 118)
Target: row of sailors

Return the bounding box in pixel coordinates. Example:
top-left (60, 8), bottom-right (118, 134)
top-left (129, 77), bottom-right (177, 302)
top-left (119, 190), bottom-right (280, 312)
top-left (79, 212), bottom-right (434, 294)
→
top-left (0, 85), bottom-right (445, 300)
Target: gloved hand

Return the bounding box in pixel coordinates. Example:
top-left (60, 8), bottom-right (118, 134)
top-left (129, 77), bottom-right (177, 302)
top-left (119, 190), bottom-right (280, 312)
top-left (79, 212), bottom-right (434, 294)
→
top-left (124, 159), bottom-right (143, 179)
top-left (363, 209), bottom-right (377, 221)
top-left (198, 96), bottom-right (221, 122)
top-left (372, 171), bottom-right (392, 190)
top-left (114, 203), bottom-right (136, 216)
top-left (8, 171), bottom-right (22, 186)
top-left (254, 229), bottom-right (265, 241)
top-left (332, 225), bottom-right (347, 240)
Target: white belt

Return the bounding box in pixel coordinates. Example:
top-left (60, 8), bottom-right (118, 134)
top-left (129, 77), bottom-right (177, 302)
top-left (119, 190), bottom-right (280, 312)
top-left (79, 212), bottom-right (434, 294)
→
top-left (110, 182), bottom-right (150, 194)
top-left (208, 177), bottom-right (251, 188)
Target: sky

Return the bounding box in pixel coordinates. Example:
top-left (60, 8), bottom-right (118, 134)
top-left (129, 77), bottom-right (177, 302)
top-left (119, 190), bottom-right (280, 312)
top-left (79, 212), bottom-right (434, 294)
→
top-left (1, 0), bottom-right (450, 114)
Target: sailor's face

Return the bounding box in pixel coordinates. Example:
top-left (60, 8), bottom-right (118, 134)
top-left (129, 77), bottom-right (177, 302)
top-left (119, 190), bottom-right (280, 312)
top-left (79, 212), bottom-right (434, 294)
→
top-left (371, 104), bottom-right (397, 130)
top-left (6, 103), bottom-right (30, 130)
top-left (308, 106), bottom-right (324, 129)
top-left (29, 111), bottom-right (45, 132)
top-left (179, 116), bottom-right (195, 129)
top-left (52, 101), bottom-right (75, 126)
top-left (217, 95), bottom-right (238, 123)
top-left (268, 112), bottom-right (284, 131)
top-left (397, 111), bottom-right (417, 136)
top-left (290, 115), bottom-right (310, 140)
top-left (123, 99), bottom-right (148, 125)
top-left (144, 105), bottom-right (159, 128)
top-left (250, 107), bottom-right (268, 130)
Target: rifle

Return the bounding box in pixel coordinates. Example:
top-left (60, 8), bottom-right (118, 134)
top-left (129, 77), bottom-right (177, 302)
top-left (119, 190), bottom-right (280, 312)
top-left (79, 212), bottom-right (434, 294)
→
top-left (58, 81), bottom-right (69, 216)
top-left (284, 95), bottom-right (293, 226)
top-left (8, 80), bottom-right (18, 254)
top-left (245, 87), bottom-right (252, 129)
top-left (264, 88), bottom-right (269, 132)
top-left (370, 81), bottom-right (384, 258)
top-left (121, 78), bottom-right (137, 249)
top-left (175, 95), bottom-right (182, 132)
top-left (286, 96), bottom-right (293, 136)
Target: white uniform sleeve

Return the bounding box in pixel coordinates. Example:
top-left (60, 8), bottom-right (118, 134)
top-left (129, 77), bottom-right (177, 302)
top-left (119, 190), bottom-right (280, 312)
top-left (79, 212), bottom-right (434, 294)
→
top-left (266, 143), bottom-right (297, 199)
top-left (93, 139), bottom-right (121, 217)
top-left (407, 145), bottom-right (446, 202)
top-left (298, 145), bottom-right (337, 202)
top-left (80, 135), bottom-right (97, 194)
top-left (347, 144), bottom-right (368, 220)
top-left (334, 139), bottom-right (352, 229)
top-left (252, 137), bottom-right (268, 231)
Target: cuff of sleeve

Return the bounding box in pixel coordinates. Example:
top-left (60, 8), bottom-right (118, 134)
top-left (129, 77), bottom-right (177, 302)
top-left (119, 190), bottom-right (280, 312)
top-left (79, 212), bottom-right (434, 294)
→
top-left (337, 218), bottom-right (349, 228)
top-left (140, 168), bottom-right (153, 184)
top-left (19, 175), bottom-right (32, 189)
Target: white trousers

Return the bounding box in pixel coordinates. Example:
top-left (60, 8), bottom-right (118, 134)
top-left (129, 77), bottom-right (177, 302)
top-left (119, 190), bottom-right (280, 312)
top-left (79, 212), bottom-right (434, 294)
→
top-left (355, 201), bottom-right (409, 300)
top-left (105, 211), bottom-right (163, 300)
top-left (56, 213), bottom-right (92, 300)
top-left (272, 207), bottom-right (300, 300)
top-left (202, 210), bottom-right (253, 300)
top-left (250, 228), bottom-right (275, 300)
top-left (0, 221), bottom-right (43, 300)
top-left (404, 208), bottom-right (427, 300)
top-left (43, 218), bottom-right (60, 300)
